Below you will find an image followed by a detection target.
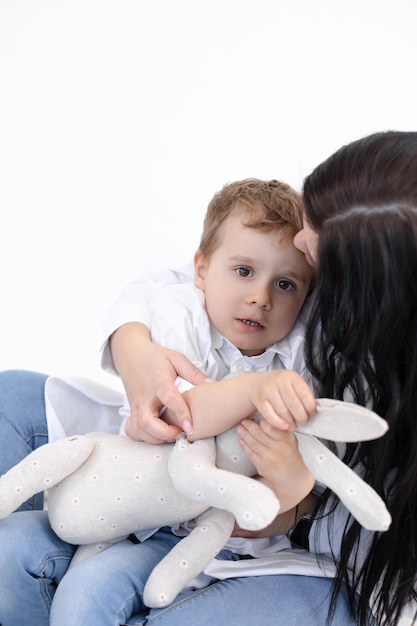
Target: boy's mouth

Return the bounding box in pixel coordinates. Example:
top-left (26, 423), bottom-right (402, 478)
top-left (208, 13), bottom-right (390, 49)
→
top-left (238, 318), bottom-right (264, 328)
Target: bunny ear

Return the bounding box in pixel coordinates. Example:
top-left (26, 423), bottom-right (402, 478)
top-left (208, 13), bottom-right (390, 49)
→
top-left (296, 433), bottom-right (392, 532)
top-left (296, 398), bottom-right (388, 443)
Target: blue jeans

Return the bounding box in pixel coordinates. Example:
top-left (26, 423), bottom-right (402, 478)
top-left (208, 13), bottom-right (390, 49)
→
top-left (0, 370), bottom-right (49, 510)
top-left (0, 370), bottom-right (373, 625)
top-left (0, 512), bottom-right (368, 626)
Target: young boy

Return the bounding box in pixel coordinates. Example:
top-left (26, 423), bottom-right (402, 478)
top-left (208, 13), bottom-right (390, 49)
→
top-left (0, 178), bottom-right (315, 626)
top-left (117, 178), bottom-right (314, 440)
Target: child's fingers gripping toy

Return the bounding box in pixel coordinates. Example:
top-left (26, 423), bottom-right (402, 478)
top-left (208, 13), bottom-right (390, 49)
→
top-left (0, 399), bottom-right (391, 608)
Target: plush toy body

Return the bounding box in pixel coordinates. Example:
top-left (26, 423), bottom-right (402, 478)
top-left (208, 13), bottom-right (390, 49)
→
top-left (0, 399), bottom-right (392, 608)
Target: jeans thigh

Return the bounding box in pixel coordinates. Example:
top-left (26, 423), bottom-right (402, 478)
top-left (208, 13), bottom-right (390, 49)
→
top-left (138, 574), bottom-right (372, 626)
top-left (51, 529), bottom-right (183, 626)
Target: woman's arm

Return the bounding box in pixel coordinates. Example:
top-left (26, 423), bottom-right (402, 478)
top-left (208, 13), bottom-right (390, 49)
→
top-left (110, 322), bottom-right (207, 443)
top-left (101, 265), bottom-right (195, 370)
top-left (103, 265), bottom-right (212, 443)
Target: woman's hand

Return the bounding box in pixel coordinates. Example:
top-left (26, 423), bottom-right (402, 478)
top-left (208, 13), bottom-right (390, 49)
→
top-left (237, 417), bottom-right (315, 513)
top-left (110, 323), bottom-right (207, 443)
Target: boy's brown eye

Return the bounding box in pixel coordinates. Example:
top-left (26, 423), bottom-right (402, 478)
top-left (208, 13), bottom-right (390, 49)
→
top-left (235, 267), bottom-right (252, 278)
top-left (276, 279), bottom-right (295, 291)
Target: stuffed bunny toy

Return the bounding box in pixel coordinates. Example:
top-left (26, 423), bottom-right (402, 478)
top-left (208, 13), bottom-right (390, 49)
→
top-left (0, 398), bottom-right (391, 608)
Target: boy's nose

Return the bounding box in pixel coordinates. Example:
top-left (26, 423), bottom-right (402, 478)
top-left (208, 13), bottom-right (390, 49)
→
top-left (248, 287), bottom-right (272, 309)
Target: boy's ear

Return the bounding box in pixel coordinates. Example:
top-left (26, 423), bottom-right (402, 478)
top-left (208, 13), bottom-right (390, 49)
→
top-left (194, 250), bottom-right (208, 291)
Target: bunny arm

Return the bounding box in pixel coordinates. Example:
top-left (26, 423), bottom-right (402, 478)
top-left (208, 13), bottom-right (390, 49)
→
top-left (143, 508), bottom-right (236, 608)
top-left (168, 437), bottom-right (280, 531)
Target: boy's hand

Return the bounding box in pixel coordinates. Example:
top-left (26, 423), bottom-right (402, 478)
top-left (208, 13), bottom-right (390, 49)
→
top-left (237, 417), bottom-right (315, 513)
top-left (249, 370), bottom-right (316, 431)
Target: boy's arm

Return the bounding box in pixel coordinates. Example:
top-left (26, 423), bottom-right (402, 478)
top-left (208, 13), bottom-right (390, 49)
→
top-left (182, 370), bottom-right (316, 441)
top-left (237, 417), bottom-right (315, 513)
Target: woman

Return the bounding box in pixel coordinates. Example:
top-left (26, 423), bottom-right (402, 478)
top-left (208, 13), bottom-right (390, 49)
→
top-left (293, 130), bottom-right (417, 625)
top-left (98, 130), bottom-right (417, 625)
top-left (1, 130), bottom-right (416, 624)
top-left (299, 204), bottom-right (417, 625)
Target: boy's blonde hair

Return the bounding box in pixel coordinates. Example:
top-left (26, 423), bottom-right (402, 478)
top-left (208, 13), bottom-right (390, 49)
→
top-left (198, 178), bottom-right (303, 259)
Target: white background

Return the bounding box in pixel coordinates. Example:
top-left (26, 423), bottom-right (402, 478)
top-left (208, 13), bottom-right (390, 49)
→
top-left (0, 0), bottom-right (416, 388)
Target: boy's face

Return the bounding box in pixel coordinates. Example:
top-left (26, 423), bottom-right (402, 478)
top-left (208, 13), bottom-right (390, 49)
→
top-left (194, 213), bottom-right (313, 356)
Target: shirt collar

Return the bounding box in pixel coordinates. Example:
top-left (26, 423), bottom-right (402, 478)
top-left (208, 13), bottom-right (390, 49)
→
top-left (210, 325), bottom-right (295, 373)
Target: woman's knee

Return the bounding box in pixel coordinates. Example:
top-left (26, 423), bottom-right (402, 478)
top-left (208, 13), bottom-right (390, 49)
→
top-left (0, 511), bottom-right (46, 555)
top-left (0, 511), bottom-right (74, 575)
top-left (0, 370), bottom-right (48, 436)
top-left (0, 370), bottom-right (48, 401)
top-left (0, 369), bottom-right (48, 468)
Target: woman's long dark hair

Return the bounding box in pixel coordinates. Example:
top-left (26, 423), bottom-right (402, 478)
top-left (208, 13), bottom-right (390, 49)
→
top-left (303, 131), bottom-right (417, 626)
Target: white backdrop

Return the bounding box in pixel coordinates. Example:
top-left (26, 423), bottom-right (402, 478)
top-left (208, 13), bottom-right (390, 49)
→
top-left (0, 0), bottom-right (416, 388)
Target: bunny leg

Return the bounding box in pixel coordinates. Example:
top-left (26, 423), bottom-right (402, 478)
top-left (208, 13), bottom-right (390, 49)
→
top-left (168, 437), bottom-right (280, 531)
top-left (0, 436), bottom-right (95, 518)
top-left (295, 433), bottom-right (391, 531)
top-left (143, 508), bottom-right (235, 608)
